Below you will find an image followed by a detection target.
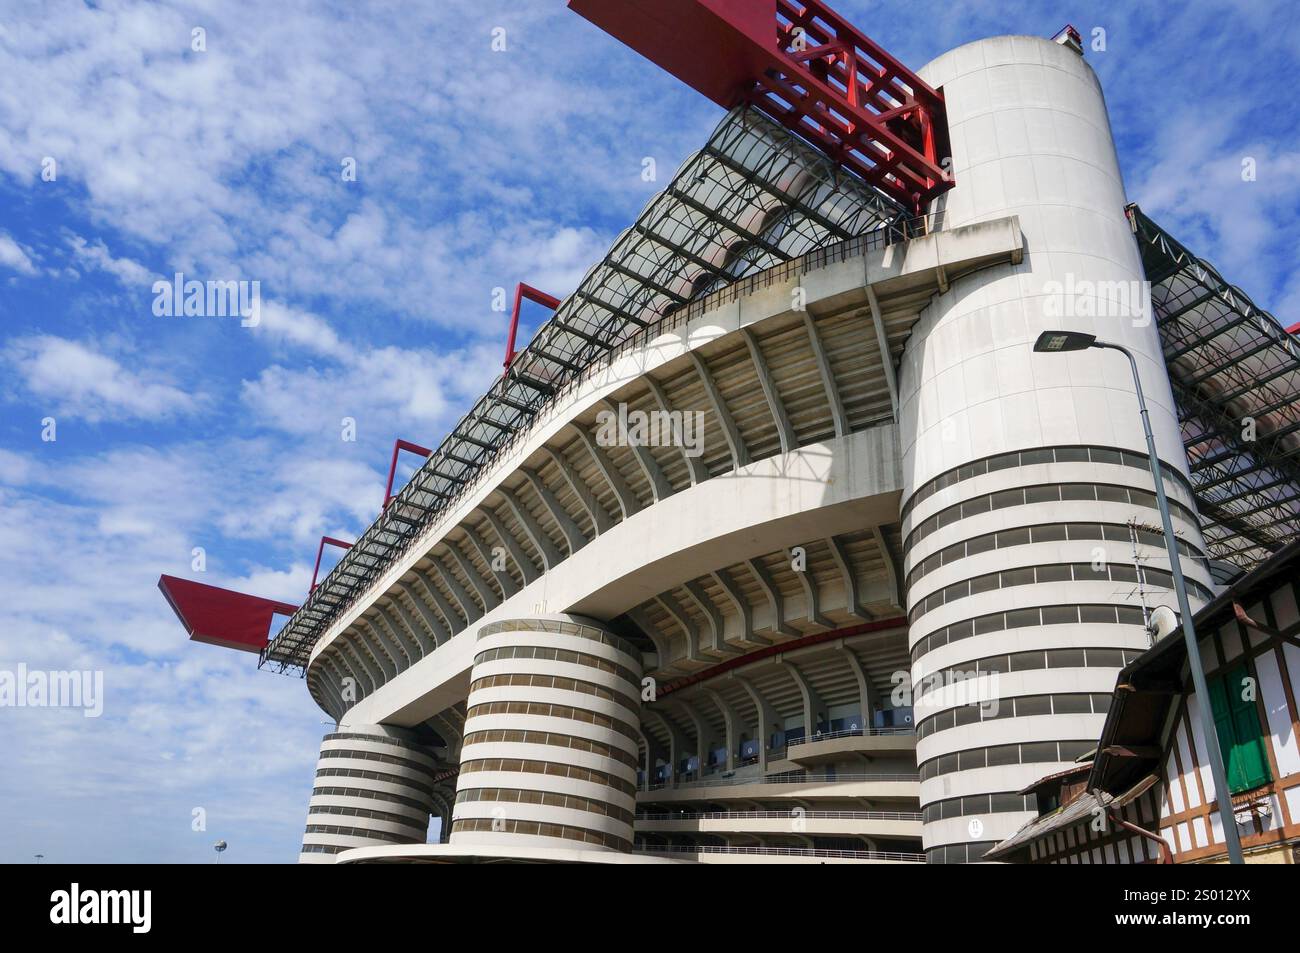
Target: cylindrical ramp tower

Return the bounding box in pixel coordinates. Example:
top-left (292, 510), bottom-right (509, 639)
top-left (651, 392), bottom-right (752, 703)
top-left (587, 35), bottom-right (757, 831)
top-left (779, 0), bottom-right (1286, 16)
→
top-left (900, 36), bottom-right (1213, 862)
top-left (299, 724), bottom-right (439, 863)
top-left (450, 616), bottom-right (643, 854)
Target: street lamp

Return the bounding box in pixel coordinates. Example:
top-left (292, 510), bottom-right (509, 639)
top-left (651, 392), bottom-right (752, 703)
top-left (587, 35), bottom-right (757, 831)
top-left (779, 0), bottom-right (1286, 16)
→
top-left (1033, 330), bottom-right (1244, 864)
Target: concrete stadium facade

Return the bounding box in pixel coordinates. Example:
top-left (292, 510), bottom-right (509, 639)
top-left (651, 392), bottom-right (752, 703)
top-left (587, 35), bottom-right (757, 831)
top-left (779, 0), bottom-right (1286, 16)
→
top-left (292, 36), bottom-right (1215, 864)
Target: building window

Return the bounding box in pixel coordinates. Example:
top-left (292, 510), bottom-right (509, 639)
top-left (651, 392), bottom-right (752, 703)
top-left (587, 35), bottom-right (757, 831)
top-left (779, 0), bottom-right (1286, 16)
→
top-left (1207, 664), bottom-right (1272, 794)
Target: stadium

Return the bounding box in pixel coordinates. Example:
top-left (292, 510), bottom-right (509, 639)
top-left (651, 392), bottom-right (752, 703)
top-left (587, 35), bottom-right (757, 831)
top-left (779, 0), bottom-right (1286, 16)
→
top-left (160, 1), bottom-right (1300, 864)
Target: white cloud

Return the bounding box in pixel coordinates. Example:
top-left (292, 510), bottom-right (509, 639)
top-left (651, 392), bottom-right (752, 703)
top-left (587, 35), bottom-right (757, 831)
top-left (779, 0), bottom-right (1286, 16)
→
top-left (0, 449), bottom-right (34, 485)
top-left (231, 563), bottom-right (314, 605)
top-left (66, 234), bottom-right (154, 287)
top-left (4, 335), bottom-right (201, 423)
top-left (1128, 113), bottom-right (1300, 300)
top-left (487, 223), bottom-right (610, 301)
top-left (0, 453), bottom-right (328, 861)
top-left (252, 300), bottom-right (347, 359)
top-left (242, 305), bottom-right (500, 438)
top-left (0, 1), bottom-right (696, 329)
top-left (211, 448), bottom-right (386, 545)
top-left (0, 231), bottom-right (37, 275)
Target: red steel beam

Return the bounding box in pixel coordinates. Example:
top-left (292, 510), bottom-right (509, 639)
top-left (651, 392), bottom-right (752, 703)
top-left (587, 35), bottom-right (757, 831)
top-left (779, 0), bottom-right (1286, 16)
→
top-left (568, 0), bottom-right (953, 212)
top-left (158, 574), bottom-right (298, 654)
top-left (383, 438), bottom-right (433, 509)
top-left (504, 283), bottom-right (562, 371)
top-left (655, 616), bottom-right (907, 698)
top-left (311, 536), bottom-right (353, 592)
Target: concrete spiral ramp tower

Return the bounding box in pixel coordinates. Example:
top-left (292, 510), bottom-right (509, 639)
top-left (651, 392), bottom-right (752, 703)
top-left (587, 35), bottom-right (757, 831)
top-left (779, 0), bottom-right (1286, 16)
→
top-left (449, 616), bottom-right (644, 854)
top-left (900, 35), bottom-right (1213, 862)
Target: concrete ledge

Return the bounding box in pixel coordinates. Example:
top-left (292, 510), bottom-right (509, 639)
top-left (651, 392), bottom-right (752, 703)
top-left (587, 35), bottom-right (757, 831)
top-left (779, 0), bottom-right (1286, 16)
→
top-left (637, 778), bottom-right (920, 803)
top-left (772, 732), bottom-right (917, 770)
top-left (334, 843), bottom-right (685, 864)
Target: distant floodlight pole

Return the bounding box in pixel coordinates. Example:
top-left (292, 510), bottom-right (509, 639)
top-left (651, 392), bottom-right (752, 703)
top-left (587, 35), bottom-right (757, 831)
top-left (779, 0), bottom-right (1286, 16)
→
top-left (1034, 330), bottom-right (1244, 864)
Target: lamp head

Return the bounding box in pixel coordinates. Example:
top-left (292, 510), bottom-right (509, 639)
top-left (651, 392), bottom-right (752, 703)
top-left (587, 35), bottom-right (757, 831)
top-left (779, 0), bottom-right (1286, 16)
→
top-left (1034, 330), bottom-right (1097, 353)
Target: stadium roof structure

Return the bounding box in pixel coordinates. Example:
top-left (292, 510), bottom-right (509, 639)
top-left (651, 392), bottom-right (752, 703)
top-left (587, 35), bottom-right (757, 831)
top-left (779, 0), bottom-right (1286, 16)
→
top-left (259, 141), bottom-right (1299, 680)
top-left (1129, 204), bottom-right (1300, 572)
top-left (259, 105), bottom-right (913, 674)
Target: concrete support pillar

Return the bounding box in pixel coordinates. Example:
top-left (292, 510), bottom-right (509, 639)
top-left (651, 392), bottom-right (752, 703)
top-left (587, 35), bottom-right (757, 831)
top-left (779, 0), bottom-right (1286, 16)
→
top-left (450, 615), bottom-right (643, 853)
top-left (299, 724), bottom-right (439, 863)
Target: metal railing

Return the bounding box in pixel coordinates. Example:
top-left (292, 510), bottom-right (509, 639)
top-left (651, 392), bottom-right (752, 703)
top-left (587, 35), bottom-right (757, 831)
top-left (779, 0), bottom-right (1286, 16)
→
top-left (786, 727), bottom-right (915, 746)
top-left (642, 771), bottom-right (918, 792)
top-left (634, 844), bottom-right (924, 862)
top-left (636, 810), bottom-right (922, 822)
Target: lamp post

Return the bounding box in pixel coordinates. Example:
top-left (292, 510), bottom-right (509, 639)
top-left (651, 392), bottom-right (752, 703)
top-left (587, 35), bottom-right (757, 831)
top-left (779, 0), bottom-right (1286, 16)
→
top-left (1034, 330), bottom-right (1245, 865)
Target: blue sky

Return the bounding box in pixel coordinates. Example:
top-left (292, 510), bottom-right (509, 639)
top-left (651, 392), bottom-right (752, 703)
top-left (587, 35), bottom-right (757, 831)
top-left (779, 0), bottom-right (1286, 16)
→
top-left (0, 0), bottom-right (1295, 863)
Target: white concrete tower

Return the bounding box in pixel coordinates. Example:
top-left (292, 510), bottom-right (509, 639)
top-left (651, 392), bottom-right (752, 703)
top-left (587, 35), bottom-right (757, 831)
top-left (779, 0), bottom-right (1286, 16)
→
top-left (450, 616), bottom-right (643, 853)
top-left (899, 36), bottom-right (1215, 862)
top-left (299, 724), bottom-right (440, 863)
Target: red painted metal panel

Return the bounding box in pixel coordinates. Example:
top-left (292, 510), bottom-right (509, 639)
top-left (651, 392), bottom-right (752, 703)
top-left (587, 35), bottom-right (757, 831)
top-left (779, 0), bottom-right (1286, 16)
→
top-left (569, 0), bottom-right (775, 108)
top-left (568, 0), bottom-right (953, 212)
top-left (158, 574), bottom-right (298, 654)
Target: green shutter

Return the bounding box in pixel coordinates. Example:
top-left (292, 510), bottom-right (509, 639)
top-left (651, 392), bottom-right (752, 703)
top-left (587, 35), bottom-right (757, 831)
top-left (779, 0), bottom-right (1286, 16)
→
top-left (1206, 665), bottom-right (1272, 795)
top-left (1206, 674), bottom-right (1240, 790)
top-left (1227, 666), bottom-right (1272, 791)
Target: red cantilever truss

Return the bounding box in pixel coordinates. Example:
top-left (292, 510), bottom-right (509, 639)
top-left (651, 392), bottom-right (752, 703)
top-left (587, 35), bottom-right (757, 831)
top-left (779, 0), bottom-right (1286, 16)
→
top-left (310, 536), bottom-right (353, 592)
top-left (504, 283), bottom-right (561, 371)
top-left (158, 575), bottom-right (297, 654)
top-left (569, 0), bottom-right (953, 212)
top-left (383, 438), bottom-right (433, 509)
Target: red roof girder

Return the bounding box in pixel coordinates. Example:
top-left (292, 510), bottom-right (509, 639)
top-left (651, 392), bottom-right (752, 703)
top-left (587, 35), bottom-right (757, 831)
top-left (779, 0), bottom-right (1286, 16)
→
top-left (568, 0), bottom-right (953, 211)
